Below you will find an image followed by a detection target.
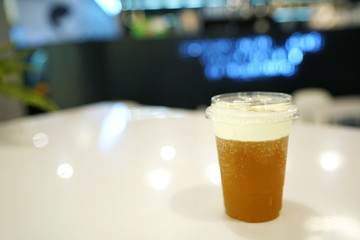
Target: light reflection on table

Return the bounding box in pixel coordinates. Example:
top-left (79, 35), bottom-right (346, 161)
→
top-left (319, 151), bottom-right (341, 171)
top-left (57, 163), bottom-right (74, 179)
top-left (32, 132), bottom-right (49, 148)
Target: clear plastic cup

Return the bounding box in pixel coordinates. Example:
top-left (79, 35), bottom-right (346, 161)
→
top-left (206, 92), bottom-right (298, 222)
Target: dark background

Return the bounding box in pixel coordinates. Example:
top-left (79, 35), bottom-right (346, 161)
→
top-left (43, 27), bottom-right (360, 110)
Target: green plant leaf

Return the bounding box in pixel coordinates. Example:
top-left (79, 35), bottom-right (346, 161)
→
top-left (0, 81), bottom-right (58, 112)
top-left (0, 42), bottom-right (15, 56)
top-left (0, 42), bottom-right (58, 112)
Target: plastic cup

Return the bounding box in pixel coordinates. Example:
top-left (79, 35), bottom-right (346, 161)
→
top-left (206, 92), bottom-right (298, 223)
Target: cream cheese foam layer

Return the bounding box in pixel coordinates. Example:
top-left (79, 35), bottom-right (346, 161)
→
top-left (212, 120), bottom-right (292, 142)
top-left (206, 92), bottom-right (298, 141)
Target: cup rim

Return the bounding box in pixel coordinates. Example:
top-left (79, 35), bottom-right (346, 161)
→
top-left (206, 91), bottom-right (299, 124)
top-left (211, 91), bottom-right (292, 105)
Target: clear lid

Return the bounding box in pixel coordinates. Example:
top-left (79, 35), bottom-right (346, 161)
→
top-left (205, 92), bottom-right (299, 124)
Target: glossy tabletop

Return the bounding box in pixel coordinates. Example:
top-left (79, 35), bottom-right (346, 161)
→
top-left (0, 102), bottom-right (359, 240)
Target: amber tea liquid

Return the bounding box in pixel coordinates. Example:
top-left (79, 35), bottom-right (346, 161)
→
top-left (206, 92), bottom-right (298, 223)
top-left (216, 135), bottom-right (289, 223)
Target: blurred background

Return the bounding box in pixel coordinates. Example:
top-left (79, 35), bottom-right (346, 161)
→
top-left (0, 0), bottom-right (360, 125)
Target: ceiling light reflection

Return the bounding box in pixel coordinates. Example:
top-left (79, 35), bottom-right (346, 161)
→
top-left (148, 169), bottom-right (169, 191)
top-left (98, 103), bottom-right (129, 152)
top-left (57, 163), bottom-right (74, 179)
top-left (160, 145), bottom-right (176, 161)
top-left (32, 132), bottom-right (49, 148)
top-left (320, 151), bottom-right (341, 171)
top-left (207, 162), bottom-right (221, 185)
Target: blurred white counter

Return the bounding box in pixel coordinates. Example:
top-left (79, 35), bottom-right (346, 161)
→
top-left (0, 102), bottom-right (359, 240)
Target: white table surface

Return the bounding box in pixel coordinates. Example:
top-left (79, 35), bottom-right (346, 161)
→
top-left (0, 102), bottom-right (359, 240)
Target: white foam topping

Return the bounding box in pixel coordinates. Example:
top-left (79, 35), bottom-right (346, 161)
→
top-left (211, 120), bottom-right (292, 141)
top-left (206, 92), bottom-right (298, 141)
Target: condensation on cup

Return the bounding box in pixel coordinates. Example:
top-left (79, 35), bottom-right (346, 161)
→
top-left (206, 92), bottom-right (299, 223)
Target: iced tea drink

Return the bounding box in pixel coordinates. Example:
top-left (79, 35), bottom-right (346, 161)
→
top-left (206, 92), bottom-right (298, 223)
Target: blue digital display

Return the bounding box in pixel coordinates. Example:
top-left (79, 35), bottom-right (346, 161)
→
top-left (179, 31), bottom-right (323, 81)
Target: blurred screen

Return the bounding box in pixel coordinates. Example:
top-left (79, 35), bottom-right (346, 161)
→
top-left (5, 0), bottom-right (121, 47)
